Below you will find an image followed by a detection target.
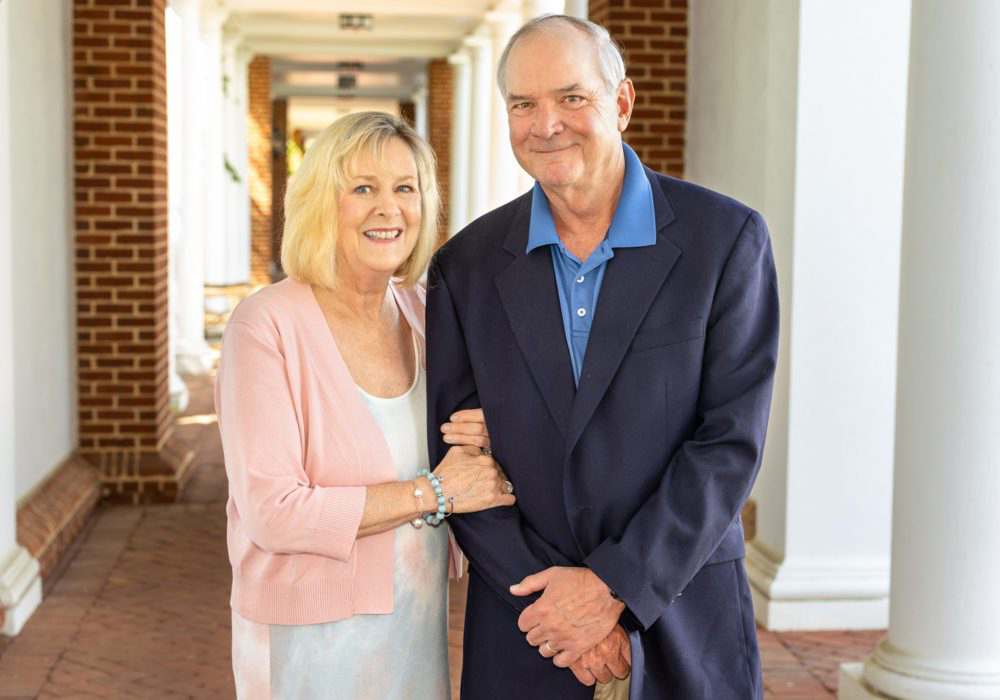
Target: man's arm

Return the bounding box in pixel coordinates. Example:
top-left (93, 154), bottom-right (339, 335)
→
top-left (426, 258), bottom-right (577, 612)
top-left (582, 210), bottom-right (780, 630)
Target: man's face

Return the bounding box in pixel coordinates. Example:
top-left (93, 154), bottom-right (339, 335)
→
top-left (504, 29), bottom-right (632, 191)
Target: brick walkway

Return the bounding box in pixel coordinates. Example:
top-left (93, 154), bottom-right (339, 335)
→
top-left (0, 374), bottom-right (882, 698)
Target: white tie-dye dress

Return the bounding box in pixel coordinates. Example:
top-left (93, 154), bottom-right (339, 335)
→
top-left (231, 363), bottom-right (451, 699)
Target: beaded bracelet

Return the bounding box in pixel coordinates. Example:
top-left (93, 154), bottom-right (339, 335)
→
top-left (416, 469), bottom-right (447, 526)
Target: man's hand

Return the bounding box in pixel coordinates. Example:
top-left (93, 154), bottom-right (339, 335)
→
top-left (510, 566), bottom-right (625, 667)
top-left (567, 625), bottom-right (632, 686)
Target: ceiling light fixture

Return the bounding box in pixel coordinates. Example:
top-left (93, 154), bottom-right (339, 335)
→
top-left (339, 14), bottom-right (374, 31)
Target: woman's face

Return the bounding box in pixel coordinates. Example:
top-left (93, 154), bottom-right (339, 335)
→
top-left (336, 136), bottom-right (422, 287)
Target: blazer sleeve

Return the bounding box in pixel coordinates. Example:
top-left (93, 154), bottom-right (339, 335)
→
top-left (216, 320), bottom-right (367, 561)
top-left (426, 260), bottom-right (577, 612)
top-left (583, 211), bottom-right (780, 630)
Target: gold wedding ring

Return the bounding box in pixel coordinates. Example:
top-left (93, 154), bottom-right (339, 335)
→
top-left (544, 641), bottom-right (558, 654)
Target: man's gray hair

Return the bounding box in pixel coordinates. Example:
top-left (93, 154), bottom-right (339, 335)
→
top-left (495, 14), bottom-right (627, 97)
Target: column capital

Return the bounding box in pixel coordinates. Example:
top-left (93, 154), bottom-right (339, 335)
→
top-left (448, 48), bottom-right (470, 66)
top-left (463, 34), bottom-right (492, 52)
top-left (484, 9), bottom-right (523, 37)
top-left (169, 0), bottom-right (200, 15)
top-left (200, 4), bottom-right (228, 33)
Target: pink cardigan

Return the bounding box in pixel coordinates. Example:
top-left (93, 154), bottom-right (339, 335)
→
top-left (215, 277), bottom-right (459, 626)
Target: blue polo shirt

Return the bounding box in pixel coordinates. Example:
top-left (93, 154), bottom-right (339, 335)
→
top-left (526, 143), bottom-right (657, 385)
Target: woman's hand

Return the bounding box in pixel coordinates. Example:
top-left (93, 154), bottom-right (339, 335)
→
top-left (440, 408), bottom-right (490, 449)
top-left (432, 445), bottom-right (515, 514)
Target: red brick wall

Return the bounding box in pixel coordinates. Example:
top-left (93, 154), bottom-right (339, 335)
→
top-left (73, 0), bottom-right (191, 502)
top-left (427, 59), bottom-right (453, 244)
top-left (271, 97), bottom-right (287, 276)
top-left (248, 56), bottom-right (272, 286)
top-left (590, 0), bottom-right (687, 177)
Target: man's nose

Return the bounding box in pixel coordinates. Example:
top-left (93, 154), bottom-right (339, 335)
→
top-left (531, 103), bottom-right (562, 139)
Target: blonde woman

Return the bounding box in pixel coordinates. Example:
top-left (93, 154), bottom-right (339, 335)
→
top-left (215, 112), bottom-right (515, 699)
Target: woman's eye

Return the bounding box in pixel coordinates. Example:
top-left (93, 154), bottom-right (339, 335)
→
top-left (396, 184), bottom-right (415, 194)
top-left (353, 184), bottom-right (372, 194)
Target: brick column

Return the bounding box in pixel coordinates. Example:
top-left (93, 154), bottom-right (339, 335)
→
top-left (399, 100), bottom-right (416, 128)
top-left (247, 55), bottom-right (271, 287)
top-left (271, 97), bottom-right (287, 278)
top-left (590, 0), bottom-right (687, 178)
top-left (73, 0), bottom-right (192, 503)
top-left (427, 59), bottom-right (452, 245)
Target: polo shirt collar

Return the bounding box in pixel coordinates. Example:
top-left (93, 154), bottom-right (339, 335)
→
top-left (525, 143), bottom-right (656, 254)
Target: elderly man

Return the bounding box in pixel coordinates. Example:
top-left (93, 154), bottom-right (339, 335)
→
top-left (428, 15), bottom-right (778, 699)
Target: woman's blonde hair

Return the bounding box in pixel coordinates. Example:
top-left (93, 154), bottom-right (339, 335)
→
top-left (281, 111), bottom-right (440, 289)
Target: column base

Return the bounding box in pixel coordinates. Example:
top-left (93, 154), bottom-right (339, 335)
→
top-left (746, 541), bottom-right (889, 630)
top-left (176, 346), bottom-right (215, 375)
top-left (0, 545), bottom-right (42, 636)
top-left (839, 641), bottom-right (1000, 700)
top-left (83, 432), bottom-right (195, 505)
top-left (170, 369), bottom-right (190, 413)
top-left (838, 663), bottom-right (889, 699)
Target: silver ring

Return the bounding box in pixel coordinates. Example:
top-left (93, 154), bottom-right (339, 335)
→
top-left (481, 446), bottom-right (493, 456)
top-left (503, 480), bottom-right (513, 494)
top-left (544, 641), bottom-right (558, 654)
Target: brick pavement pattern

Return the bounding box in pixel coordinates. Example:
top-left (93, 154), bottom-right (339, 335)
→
top-left (0, 374), bottom-right (881, 698)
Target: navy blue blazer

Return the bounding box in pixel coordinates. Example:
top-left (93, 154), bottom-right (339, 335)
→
top-left (427, 166), bottom-right (779, 699)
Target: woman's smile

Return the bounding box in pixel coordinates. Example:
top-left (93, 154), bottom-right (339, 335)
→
top-left (362, 227), bottom-right (404, 242)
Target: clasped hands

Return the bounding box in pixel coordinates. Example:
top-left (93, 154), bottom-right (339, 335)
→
top-left (510, 566), bottom-right (631, 686)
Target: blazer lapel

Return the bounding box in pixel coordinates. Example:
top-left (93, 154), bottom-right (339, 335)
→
top-left (565, 171), bottom-right (681, 455)
top-left (494, 195), bottom-right (576, 441)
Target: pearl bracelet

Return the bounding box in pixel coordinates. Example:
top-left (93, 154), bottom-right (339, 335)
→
top-left (409, 479), bottom-right (424, 529)
top-left (416, 469), bottom-right (447, 526)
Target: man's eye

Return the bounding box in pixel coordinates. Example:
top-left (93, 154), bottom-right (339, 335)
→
top-left (511, 102), bottom-right (531, 111)
top-left (565, 95), bottom-right (583, 104)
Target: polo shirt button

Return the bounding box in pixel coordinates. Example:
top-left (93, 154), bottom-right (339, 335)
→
top-left (577, 308), bottom-right (586, 317)
top-left (576, 275), bottom-right (585, 284)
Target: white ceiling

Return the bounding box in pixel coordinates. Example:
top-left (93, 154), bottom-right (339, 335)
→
top-left (220, 0), bottom-right (495, 104)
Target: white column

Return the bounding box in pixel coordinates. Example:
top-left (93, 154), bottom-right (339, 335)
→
top-left (223, 43), bottom-right (252, 286)
top-left (485, 10), bottom-right (523, 209)
top-left (840, 2), bottom-right (1000, 697)
top-left (165, 3), bottom-right (189, 410)
top-left (564, 0), bottom-right (588, 19)
top-left (523, 0), bottom-right (564, 20)
top-left (0, 1), bottom-right (41, 635)
top-left (173, 0), bottom-right (213, 375)
top-left (464, 34), bottom-right (492, 221)
top-left (413, 86), bottom-right (428, 140)
top-left (447, 49), bottom-right (471, 235)
top-left (686, 1), bottom-right (911, 630)
top-left (200, 7), bottom-right (228, 288)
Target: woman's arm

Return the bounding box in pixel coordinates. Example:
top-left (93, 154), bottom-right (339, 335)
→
top-left (357, 444), bottom-right (514, 538)
top-left (217, 320), bottom-right (512, 550)
top-left (217, 320), bottom-right (367, 560)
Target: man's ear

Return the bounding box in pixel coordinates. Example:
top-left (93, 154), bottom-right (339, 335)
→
top-left (616, 79), bottom-right (636, 132)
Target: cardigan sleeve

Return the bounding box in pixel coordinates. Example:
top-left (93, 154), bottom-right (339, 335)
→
top-left (215, 319), bottom-right (367, 561)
